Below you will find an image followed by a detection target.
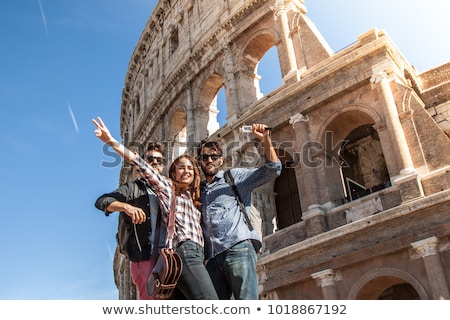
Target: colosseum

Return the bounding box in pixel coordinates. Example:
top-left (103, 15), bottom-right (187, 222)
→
top-left (113, 0), bottom-right (450, 300)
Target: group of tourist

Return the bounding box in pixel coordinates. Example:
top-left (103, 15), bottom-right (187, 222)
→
top-left (92, 116), bottom-right (281, 300)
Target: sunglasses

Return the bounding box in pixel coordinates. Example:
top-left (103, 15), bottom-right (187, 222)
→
top-left (199, 154), bottom-right (221, 162)
top-left (146, 155), bottom-right (165, 165)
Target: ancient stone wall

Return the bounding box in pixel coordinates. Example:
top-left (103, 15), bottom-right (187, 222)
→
top-left (115, 0), bottom-right (450, 300)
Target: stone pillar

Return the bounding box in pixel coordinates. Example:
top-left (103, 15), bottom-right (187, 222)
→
top-left (410, 236), bottom-right (450, 300)
top-left (289, 113), bottom-right (328, 236)
top-left (271, 1), bottom-right (299, 84)
top-left (311, 269), bottom-right (342, 300)
top-left (159, 38), bottom-right (166, 79)
top-left (254, 186), bottom-right (278, 237)
top-left (223, 44), bottom-right (242, 122)
top-left (370, 60), bottom-right (423, 202)
top-left (114, 249), bottom-right (136, 300)
top-left (370, 62), bottom-right (414, 173)
top-left (302, 204), bottom-right (328, 237)
top-left (185, 81), bottom-right (196, 153)
top-left (289, 112), bottom-right (320, 208)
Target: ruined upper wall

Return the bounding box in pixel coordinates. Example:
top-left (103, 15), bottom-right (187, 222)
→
top-left (419, 61), bottom-right (450, 89)
top-left (119, 0), bottom-right (318, 141)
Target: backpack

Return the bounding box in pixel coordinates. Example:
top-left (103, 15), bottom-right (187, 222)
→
top-left (223, 170), bottom-right (263, 248)
top-left (116, 212), bottom-right (132, 256)
top-left (116, 180), bottom-right (148, 258)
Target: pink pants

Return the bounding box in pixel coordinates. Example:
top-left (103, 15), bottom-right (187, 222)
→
top-left (130, 259), bottom-right (156, 300)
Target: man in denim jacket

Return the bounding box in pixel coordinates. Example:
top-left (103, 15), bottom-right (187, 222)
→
top-left (198, 124), bottom-right (281, 300)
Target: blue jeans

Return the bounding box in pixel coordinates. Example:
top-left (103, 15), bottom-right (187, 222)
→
top-left (206, 240), bottom-right (258, 300)
top-left (176, 240), bottom-right (218, 299)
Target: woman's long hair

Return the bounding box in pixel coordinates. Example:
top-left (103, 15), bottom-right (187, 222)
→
top-left (168, 154), bottom-right (201, 207)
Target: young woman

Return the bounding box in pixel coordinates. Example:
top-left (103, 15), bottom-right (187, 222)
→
top-left (93, 117), bottom-right (218, 300)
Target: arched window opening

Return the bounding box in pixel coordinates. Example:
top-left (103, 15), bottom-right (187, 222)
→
top-left (354, 275), bottom-right (423, 300)
top-left (173, 126), bottom-right (187, 159)
top-left (197, 73), bottom-right (224, 136)
top-left (135, 95), bottom-right (141, 115)
top-left (216, 86), bottom-right (227, 127)
top-left (207, 95), bottom-right (220, 135)
top-left (274, 152), bottom-right (301, 230)
top-left (169, 109), bottom-right (187, 160)
top-left (240, 33), bottom-right (280, 108)
top-left (340, 124), bottom-right (390, 202)
top-left (257, 46), bottom-right (283, 96)
top-left (378, 284), bottom-right (420, 300)
top-left (169, 28), bottom-right (179, 55)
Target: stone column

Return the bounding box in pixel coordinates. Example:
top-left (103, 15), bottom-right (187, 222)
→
top-left (114, 249), bottom-right (136, 299)
top-left (223, 44), bottom-right (241, 122)
top-left (370, 61), bottom-right (414, 174)
top-left (185, 81), bottom-right (196, 153)
top-left (289, 112), bottom-right (320, 207)
top-left (254, 185), bottom-right (278, 237)
top-left (271, 1), bottom-right (299, 83)
top-left (290, 113), bottom-right (328, 236)
top-left (410, 236), bottom-right (450, 300)
top-left (370, 60), bottom-right (423, 202)
top-left (311, 269), bottom-right (342, 300)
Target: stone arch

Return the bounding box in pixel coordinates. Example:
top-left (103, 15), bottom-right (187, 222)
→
top-left (168, 107), bottom-right (187, 160)
top-left (238, 29), bottom-right (280, 107)
top-left (347, 268), bottom-right (429, 300)
top-left (241, 28), bottom-right (280, 62)
top-left (274, 149), bottom-right (302, 230)
top-left (316, 104), bottom-right (383, 143)
top-left (195, 71), bottom-right (225, 136)
top-left (315, 105), bottom-right (386, 205)
top-left (196, 72), bottom-right (224, 109)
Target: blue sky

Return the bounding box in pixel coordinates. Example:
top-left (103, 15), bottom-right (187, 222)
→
top-left (0, 0), bottom-right (448, 300)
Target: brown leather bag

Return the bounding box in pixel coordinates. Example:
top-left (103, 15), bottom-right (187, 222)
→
top-left (146, 188), bottom-right (183, 299)
top-left (146, 247), bottom-right (182, 298)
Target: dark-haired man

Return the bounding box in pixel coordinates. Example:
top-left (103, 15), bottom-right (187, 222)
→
top-left (95, 143), bottom-right (167, 300)
top-left (198, 124), bottom-right (281, 300)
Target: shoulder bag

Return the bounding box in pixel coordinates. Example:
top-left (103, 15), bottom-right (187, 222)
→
top-left (146, 187), bottom-right (183, 299)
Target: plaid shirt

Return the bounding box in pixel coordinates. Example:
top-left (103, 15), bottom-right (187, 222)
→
top-left (132, 155), bottom-right (204, 249)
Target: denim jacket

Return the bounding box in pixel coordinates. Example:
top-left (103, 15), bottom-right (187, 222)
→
top-left (201, 159), bottom-right (281, 259)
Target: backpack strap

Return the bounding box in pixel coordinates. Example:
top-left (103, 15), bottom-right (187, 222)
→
top-left (134, 179), bottom-right (146, 198)
top-left (224, 170), bottom-right (254, 231)
top-left (150, 206), bottom-right (162, 265)
top-left (166, 184), bottom-right (177, 249)
top-left (136, 179), bottom-right (163, 263)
